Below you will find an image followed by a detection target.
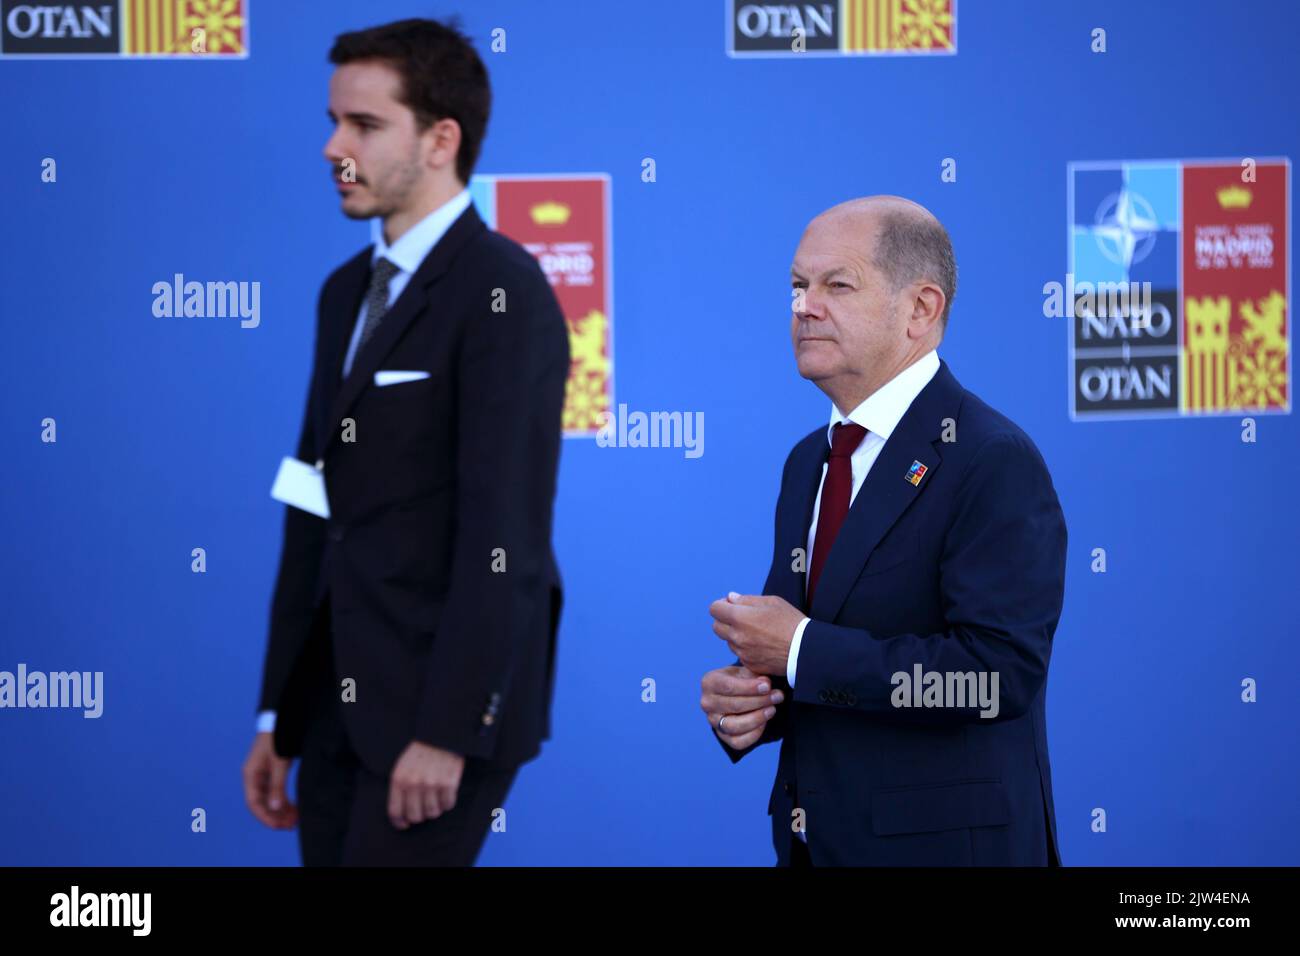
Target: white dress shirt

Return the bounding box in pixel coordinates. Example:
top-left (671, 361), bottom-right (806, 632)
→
top-left (341, 188), bottom-right (472, 378)
top-left (786, 348), bottom-right (940, 688)
top-left (257, 189), bottom-right (472, 736)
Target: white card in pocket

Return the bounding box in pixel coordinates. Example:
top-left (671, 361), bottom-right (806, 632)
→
top-left (374, 370), bottom-right (431, 387)
top-left (270, 456), bottom-right (330, 518)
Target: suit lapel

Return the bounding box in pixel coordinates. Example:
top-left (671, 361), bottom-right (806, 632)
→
top-left (313, 249), bottom-right (370, 458)
top-left (807, 359), bottom-right (965, 623)
top-left (322, 203), bottom-right (487, 457)
top-left (771, 438), bottom-right (825, 612)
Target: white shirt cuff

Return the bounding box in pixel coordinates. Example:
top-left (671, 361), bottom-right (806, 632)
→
top-left (256, 710), bottom-right (277, 734)
top-left (787, 617), bottom-right (811, 687)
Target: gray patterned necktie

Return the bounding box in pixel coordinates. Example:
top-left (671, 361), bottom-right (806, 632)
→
top-left (356, 257), bottom-right (401, 353)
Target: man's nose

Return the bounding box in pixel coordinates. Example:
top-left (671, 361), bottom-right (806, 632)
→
top-left (796, 287), bottom-right (822, 319)
top-left (322, 128), bottom-right (348, 165)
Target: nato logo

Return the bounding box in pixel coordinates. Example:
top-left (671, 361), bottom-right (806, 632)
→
top-left (1068, 159), bottom-right (1291, 421)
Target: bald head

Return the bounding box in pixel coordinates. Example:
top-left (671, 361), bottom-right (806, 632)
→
top-left (810, 196), bottom-right (957, 331)
top-left (790, 195), bottom-right (954, 412)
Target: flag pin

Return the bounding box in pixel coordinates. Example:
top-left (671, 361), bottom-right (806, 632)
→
top-left (905, 460), bottom-right (928, 486)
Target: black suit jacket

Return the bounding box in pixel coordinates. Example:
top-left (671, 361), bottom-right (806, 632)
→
top-left (719, 359), bottom-right (1067, 866)
top-left (258, 202), bottom-right (570, 775)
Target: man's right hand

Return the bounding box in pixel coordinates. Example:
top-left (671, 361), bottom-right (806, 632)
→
top-left (242, 732), bottom-right (298, 830)
top-left (701, 664), bottom-right (784, 751)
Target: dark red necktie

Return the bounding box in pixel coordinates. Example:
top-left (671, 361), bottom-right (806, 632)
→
top-left (806, 422), bottom-right (868, 607)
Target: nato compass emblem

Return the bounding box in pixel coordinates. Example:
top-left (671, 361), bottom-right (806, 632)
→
top-left (1092, 190), bottom-right (1161, 267)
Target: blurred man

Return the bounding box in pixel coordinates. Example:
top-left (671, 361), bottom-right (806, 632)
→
top-left (702, 196), bottom-right (1067, 866)
top-left (242, 18), bottom-right (569, 866)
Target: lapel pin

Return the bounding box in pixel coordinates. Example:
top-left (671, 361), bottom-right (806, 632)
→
top-left (905, 460), bottom-right (928, 486)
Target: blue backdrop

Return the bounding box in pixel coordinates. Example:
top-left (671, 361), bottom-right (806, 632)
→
top-left (2, 0), bottom-right (1297, 865)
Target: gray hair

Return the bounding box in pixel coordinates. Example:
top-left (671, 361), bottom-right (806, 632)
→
top-left (872, 211), bottom-right (957, 330)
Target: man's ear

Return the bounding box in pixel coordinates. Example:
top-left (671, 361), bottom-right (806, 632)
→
top-left (911, 282), bottom-right (945, 332)
top-left (424, 116), bottom-right (462, 172)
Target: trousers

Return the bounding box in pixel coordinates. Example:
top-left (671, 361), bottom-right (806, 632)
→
top-left (294, 613), bottom-right (518, 866)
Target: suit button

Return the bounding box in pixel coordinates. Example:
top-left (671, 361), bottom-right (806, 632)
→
top-left (481, 713), bottom-right (495, 726)
top-left (328, 527), bottom-right (344, 542)
top-left (783, 781), bottom-right (792, 796)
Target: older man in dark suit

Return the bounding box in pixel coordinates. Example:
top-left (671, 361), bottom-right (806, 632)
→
top-left (703, 196), bottom-right (1067, 866)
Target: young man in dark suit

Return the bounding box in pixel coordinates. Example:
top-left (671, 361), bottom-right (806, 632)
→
top-left (703, 196), bottom-right (1067, 866)
top-left (242, 18), bottom-right (569, 866)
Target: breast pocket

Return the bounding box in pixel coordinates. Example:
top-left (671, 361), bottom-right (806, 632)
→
top-left (363, 375), bottom-right (443, 431)
top-left (859, 534), bottom-right (917, 577)
top-left (369, 374), bottom-right (439, 398)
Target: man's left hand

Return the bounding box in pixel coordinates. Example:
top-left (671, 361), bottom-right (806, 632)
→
top-left (709, 592), bottom-right (804, 677)
top-left (388, 741), bottom-right (465, 830)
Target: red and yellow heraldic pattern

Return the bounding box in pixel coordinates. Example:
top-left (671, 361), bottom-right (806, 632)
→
top-left (1182, 162), bottom-right (1289, 413)
top-left (489, 176), bottom-right (613, 437)
top-left (124, 0), bottom-right (246, 55)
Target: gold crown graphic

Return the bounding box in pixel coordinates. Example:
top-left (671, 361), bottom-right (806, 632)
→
top-left (1216, 185), bottom-right (1252, 209)
top-left (531, 201), bottom-right (571, 226)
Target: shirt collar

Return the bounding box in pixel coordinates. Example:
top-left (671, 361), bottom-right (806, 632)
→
top-left (371, 188), bottom-right (472, 275)
top-left (827, 349), bottom-right (941, 445)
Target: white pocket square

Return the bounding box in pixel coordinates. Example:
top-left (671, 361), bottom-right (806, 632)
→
top-left (374, 370), bottom-right (431, 387)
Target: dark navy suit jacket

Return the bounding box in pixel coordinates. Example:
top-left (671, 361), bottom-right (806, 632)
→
top-left (722, 358), bottom-right (1067, 866)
